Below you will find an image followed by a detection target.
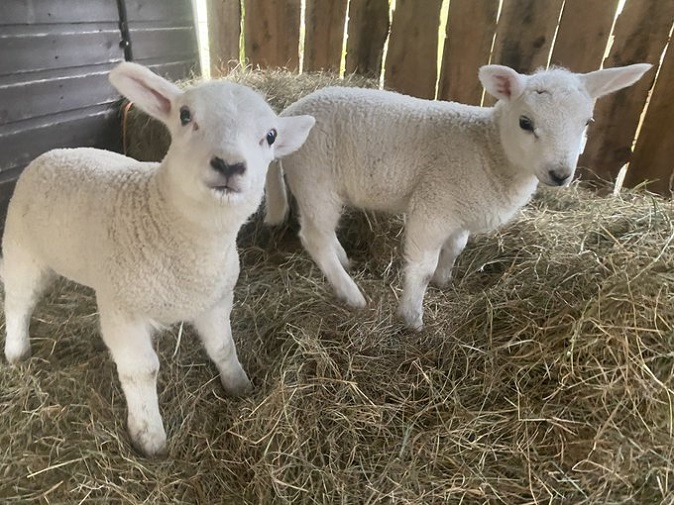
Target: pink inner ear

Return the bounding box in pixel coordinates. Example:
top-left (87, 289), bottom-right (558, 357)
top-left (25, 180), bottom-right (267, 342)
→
top-left (131, 76), bottom-right (171, 115)
top-left (494, 74), bottom-right (512, 98)
top-left (149, 88), bottom-right (172, 115)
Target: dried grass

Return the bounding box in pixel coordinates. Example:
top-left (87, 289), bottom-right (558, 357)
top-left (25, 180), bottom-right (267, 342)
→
top-left (2, 69), bottom-right (673, 504)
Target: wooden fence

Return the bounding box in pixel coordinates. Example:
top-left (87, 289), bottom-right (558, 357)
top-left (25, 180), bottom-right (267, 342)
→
top-left (207, 0), bottom-right (674, 195)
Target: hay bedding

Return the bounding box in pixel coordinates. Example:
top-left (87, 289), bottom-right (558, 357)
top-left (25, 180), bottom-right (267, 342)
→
top-left (1, 70), bottom-right (674, 505)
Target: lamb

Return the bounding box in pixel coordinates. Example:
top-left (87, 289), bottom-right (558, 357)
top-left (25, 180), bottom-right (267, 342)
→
top-left (264, 63), bottom-right (651, 331)
top-left (1, 62), bottom-right (315, 456)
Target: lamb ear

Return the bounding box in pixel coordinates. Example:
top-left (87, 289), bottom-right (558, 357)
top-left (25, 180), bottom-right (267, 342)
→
top-left (479, 65), bottom-right (528, 101)
top-left (580, 63), bottom-right (652, 99)
top-left (274, 115), bottom-right (316, 158)
top-left (109, 62), bottom-right (182, 124)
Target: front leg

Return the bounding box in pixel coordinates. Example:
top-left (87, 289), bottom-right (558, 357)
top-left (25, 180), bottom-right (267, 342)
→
top-left (397, 217), bottom-right (454, 331)
top-left (192, 293), bottom-right (253, 397)
top-left (98, 301), bottom-right (166, 457)
top-left (431, 229), bottom-right (469, 287)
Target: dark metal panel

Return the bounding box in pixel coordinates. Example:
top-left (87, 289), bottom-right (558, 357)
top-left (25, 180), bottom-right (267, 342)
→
top-left (125, 0), bottom-right (201, 76)
top-left (0, 0), bottom-right (200, 229)
top-left (0, 65), bottom-right (119, 123)
top-left (124, 0), bottom-right (194, 22)
top-left (129, 25), bottom-right (200, 64)
top-left (2, 0), bottom-right (118, 24)
top-left (0, 25), bottom-right (123, 76)
top-left (0, 105), bottom-right (122, 173)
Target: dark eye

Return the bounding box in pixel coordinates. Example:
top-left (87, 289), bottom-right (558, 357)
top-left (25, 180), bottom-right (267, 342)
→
top-left (519, 116), bottom-right (534, 132)
top-left (266, 129), bottom-right (277, 146)
top-left (179, 106), bottom-right (191, 126)
top-left (586, 118), bottom-right (594, 127)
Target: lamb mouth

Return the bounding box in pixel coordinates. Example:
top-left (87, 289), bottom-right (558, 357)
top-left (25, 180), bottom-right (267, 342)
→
top-left (210, 184), bottom-right (241, 194)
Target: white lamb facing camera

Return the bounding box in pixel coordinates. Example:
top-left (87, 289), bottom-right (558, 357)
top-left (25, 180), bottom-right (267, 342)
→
top-left (1, 62), bottom-right (315, 456)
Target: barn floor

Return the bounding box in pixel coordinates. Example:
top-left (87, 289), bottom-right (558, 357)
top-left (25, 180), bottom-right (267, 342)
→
top-left (1, 184), bottom-right (673, 504)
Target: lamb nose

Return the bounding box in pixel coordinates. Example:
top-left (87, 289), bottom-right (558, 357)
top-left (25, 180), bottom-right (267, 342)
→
top-left (548, 169), bottom-right (569, 186)
top-left (210, 157), bottom-right (246, 177)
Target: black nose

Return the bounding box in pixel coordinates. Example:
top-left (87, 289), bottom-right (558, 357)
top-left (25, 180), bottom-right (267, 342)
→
top-left (548, 169), bottom-right (570, 186)
top-left (210, 157), bottom-right (246, 177)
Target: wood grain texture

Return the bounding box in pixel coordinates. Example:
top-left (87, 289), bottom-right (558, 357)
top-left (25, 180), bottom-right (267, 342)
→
top-left (244, 0), bottom-right (300, 70)
top-left (485, 0), bottom-right (563, 105)
top-left (625, 39), bottom-right (674, 194)
top-left (345, 0), bottom-right (390, 77)
top-left (491, 0), bottom-right (564, 72)
top-left (384, 0), bottom-right (443, 98)
top-left (304, 0), bottom-right (348, 72)
top-left (550, 0), bottom-right (619, 72)
top-left (579, 0), bottom-right (674, 183)
top-left (207, 0), bottom-right (241, 76)
top-left (437, 0), bottom-right (498, 105)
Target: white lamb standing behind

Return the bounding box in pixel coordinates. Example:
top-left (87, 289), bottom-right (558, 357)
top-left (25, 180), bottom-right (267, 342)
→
top-left (265, 63), bottom-right (651, 331)
top-left (1, 62), bottom-right (315, 456)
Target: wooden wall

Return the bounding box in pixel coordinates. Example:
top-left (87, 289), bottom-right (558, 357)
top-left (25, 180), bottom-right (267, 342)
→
top-left (207, 0), bottom-right (674, 195)
top-left (0, 0), bottom-right (200, 228)
top-left (0, 0), bottom-right (124, 223)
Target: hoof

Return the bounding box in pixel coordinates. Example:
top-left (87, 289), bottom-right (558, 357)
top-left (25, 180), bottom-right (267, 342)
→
top-left (221, 370), bottom-right (254, 397)
top-left (431, 272), bottom-right (452, 288)
top-left (338, 286), bottom-right (367, 309)
top-left (345, 294), bottom-right (367, 309)
top-left (397, 305), bottom-right (424, 332)
top-left (129, 425), bottom-right (167, 458)
top-left (5, 342), bottom-right (31, 364)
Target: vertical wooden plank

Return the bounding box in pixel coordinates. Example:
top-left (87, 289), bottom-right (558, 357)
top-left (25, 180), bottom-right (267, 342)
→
top-left (437, 0), bottom-right (498, 105)
top-left (484, 0), bottom-right (563, 105)
top-left (625, 41), bottom-right (674, 194)
top-left (207, 0), bottom-right (241, 76)
top-left (550, 0), bottom-right (619, 73)
top-left (490, 0), bottom-right (564, 72)
top-left (304, 0), bottom-right (348, 72)
top-left (384, 0), bottom-right (443, 98)
top-left (243, 0), bottom-right (300, 70)
top-left (579, 0), bottom-right (674, 183)
top-left (345, 0), bottom-right (390, 77)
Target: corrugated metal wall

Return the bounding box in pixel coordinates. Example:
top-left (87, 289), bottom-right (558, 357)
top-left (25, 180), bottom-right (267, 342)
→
top-left (0, 0), bottom-right (200, 226)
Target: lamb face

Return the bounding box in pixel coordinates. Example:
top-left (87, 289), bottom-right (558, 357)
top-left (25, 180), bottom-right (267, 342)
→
top-left (498, 71), bottom-right (593, 186)
top-left (479, 64), bottom-right (652, 188)
top-left (165, 82), bottom-right (280, 206)
top-left (110, 65), bottom-right (315, 212)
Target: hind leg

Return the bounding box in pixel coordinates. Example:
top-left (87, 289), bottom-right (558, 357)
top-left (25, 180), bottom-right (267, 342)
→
top-left (296, 196), bottom-right (366, 308)
top-left (398, 214), bottom-right (457, 331)
top-left (334, 240), bottom-right (350, 270)
top-left (3, 251), bottom-right (55, 363)
top-left (431, 229), bottom-right (469, 287)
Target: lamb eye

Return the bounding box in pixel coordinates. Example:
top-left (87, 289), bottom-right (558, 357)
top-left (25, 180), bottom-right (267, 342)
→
top-left (519, 116), bottom-right (534, 132)
top-left (266, 128), bottom-right (277, 146)
top-left (586, 118), bottom-right (595, 127)
top-left (179, 106), bottom-right (191, 126)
